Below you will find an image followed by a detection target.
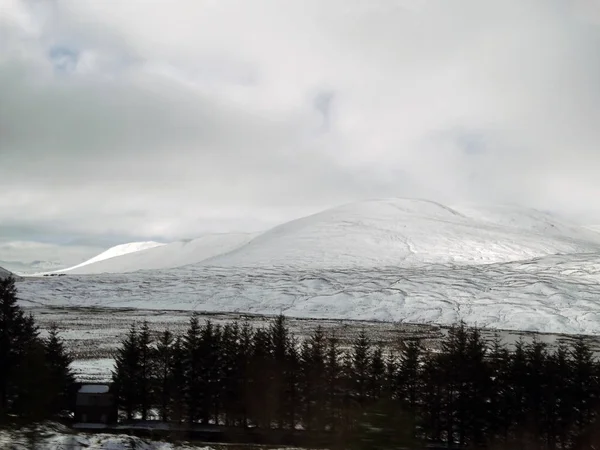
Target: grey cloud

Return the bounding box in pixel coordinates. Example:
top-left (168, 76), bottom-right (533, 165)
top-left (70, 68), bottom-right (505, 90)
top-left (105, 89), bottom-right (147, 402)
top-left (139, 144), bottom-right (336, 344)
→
top-left (2, 0), bottom-right (600, 254)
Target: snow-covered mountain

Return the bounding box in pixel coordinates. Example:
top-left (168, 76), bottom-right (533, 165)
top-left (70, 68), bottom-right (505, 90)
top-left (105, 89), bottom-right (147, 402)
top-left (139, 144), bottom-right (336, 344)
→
top-left (0, 266), bottom-right (15, 279)
top-left (17, 198), bottom-right (600, 334)
top-left (199, 199), bottom-right (600, 268)
top-left (61, 234), bottom-right (257, 274)
top-left (62, 241), bottom-right (166, 273)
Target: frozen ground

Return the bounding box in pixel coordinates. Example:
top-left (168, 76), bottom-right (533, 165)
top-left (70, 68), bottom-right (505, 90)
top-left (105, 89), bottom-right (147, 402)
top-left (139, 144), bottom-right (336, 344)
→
top-left (16, 199), bottom-right (600, 335)
top-left (0, 422), bottom-right (222, 449)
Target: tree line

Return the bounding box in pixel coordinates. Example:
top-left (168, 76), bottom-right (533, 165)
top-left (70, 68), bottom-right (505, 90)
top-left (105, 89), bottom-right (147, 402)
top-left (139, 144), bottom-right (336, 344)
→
top-left (0, 277), bottom-right (74, 424)
top-left (113, 314), bottom-right (600, 449)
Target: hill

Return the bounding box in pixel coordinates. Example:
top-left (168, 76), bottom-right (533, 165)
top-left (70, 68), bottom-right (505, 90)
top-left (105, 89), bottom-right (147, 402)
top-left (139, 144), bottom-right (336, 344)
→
top-left (18, 198), bottom-right (600, 334)
top-left (61, 234), bottom-right (257, 274)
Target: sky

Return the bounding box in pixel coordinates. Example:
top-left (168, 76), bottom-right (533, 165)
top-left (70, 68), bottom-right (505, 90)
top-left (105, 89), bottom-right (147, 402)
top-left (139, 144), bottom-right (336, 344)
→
top-left (2, 0), bottom-right (600, 268)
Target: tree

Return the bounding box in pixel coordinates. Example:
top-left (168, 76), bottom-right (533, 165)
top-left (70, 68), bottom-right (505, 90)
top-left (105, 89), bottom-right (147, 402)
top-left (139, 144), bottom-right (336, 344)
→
top-left (44, 324), bottom-right (75, 418)
top-left (183, 315), bottom-right (203, 424)
top-left (300, 326), bottom-right (327, 430)
top-left (112, 324), bottom-right (140, 420)
top-left (154, 329), bottom-right (174, 421)
top-left (0, 277), bottom-right (42, 420)
top-left (137, 321), bottom-right (154, 421)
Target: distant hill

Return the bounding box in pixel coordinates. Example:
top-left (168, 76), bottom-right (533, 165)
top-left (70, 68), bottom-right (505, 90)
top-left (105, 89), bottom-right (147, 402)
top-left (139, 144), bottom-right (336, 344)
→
top-left (18, 198), bottom-right (600, 334)
top-left (0, 266), bottom-right (18, 280)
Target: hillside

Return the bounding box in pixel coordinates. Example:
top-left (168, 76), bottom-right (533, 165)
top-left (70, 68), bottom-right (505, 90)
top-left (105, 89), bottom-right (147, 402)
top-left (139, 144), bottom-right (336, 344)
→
top-left (62, 233), bottom-right (257, 274)
top-left (0, 266), bottom-right (15, 279)
top-left (199, 199), bottom-right (600, 268)
top-left (17, 198), bottom-right (600, 334)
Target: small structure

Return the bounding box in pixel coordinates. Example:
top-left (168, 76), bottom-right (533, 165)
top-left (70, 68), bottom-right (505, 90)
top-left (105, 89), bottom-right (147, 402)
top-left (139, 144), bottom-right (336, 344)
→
top-left (74, 383), bottom-right (117, 426)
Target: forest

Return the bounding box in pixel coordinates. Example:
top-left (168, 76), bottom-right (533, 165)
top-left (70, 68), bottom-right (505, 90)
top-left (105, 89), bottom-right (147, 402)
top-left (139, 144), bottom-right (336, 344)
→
top-left (113, 313), bottom-right (600, 449)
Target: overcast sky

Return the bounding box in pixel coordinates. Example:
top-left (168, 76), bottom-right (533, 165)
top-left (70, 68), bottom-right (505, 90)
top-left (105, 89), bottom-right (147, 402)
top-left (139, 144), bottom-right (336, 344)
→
top-left (2, 0), bottom-right (600, 264)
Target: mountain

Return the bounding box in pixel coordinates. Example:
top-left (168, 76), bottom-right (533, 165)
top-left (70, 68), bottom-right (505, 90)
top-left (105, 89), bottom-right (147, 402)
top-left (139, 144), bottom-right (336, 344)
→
top-left (62, 241), bottom-right (166, 273)
top-left (17, 198), bottom-right (600, 334)
top-left (0, 266), bottom-right (18, 280)
top-left (199, 199), bottom-right (600, 268)
top-left (61, 234), bottom-right (257, 274)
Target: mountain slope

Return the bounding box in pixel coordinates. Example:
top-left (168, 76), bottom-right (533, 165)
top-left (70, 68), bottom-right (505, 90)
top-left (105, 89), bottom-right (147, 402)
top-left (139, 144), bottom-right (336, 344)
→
top-left (0, 266), bottom-right (14, 279)
top-left (63, 233), bottom-right (257, 274)
top-left (63, 241), bottom-right (166, 273)
top-left (19, 198), bottom-right (600, 334)
top-left (199, 198), bottom-right (600, 268)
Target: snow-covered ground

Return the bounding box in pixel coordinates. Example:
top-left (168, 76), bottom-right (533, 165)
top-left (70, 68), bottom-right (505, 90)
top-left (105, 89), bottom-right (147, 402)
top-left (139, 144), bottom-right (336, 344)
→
top-left (17, 198), bottom-right (600, 334)
top-left (0, 423), bottom-right (214, 450)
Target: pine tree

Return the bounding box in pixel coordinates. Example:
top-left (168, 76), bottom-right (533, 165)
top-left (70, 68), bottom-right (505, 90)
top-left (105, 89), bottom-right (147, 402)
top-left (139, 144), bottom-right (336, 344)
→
top-left (269, 314), bottom-right (292, 429)
top-left (570, 337), bottom-right (598, 435)
top-left (154, 329), bottom-right (173, 421)
top-left (0, 277), bottom-right (40, 419)
top-left (325, 333), bottom-right (343, 432)
top-left (183, 315), bottom-right (202, 424)
top-left (112, 324), bottom-right (140, 420)
top-left (137, 321), bottom-right (154, 421)
top-left (300, 326), bottom-right (327, 430)
top-left (398, 339), bottom-right (421, 411)
top-left (350, 330), bottom-right (372, 408)
top-left (237, 320), bottom-right (254, 428)
top-left (368, 345), bottom-right (386, 402)
top-left (169, 336), bottom-right (186, 425)
top-left (44, 324), bottom-right (75, 418)
top-left (249, 327), bottom-right (272, 428)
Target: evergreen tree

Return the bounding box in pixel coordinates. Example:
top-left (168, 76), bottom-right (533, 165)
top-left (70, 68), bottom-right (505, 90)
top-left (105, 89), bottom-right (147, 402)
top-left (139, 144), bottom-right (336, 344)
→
top-left (154, 329), bottom-right (174, 421)
top-left (368, 346), bottom-right (386, 402)
top-left (183, 315), bottom-right (203, 424)
top-left (137, 321), bottom-right (154, 421)
top-left (350, 330), bottom-right (372, 408)
top-left (570, 337), bottom-right (598, 436)
top-left (300, 326), bottom-right (327, 430)
top-left (237, 320), bottom-right (254, 428)
top-left (269, 314), bottom-right (293, 429)
top-left (112, 324), bottom-right (140, 420)
top-left (248, 327), bottom-right (272, 427)
top-left (324, 333), bottom-right (343, 432)
top-left (44, 324), bottom-right (75, 418)
top-left (169, 336), bottom-right (186, 424)
top-left (0, 277), bottom-right (40, 419)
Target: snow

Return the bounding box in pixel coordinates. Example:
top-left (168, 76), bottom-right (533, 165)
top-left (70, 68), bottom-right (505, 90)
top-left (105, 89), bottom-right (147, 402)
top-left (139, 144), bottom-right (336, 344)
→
top-left (79, 384), bottom-right (110, 394)
top-left (61, 241), bottom-right (167, 273)
top-left (17, 198), bottom-right (600, 335)
top-left (62, 233), bottom-right (257, 275)
top-left (0, 266), bottom-right (14, 279)
top-left (0, 424), bottom-right (214, 449)
top-left (0, 266), bottom-right (21, 281)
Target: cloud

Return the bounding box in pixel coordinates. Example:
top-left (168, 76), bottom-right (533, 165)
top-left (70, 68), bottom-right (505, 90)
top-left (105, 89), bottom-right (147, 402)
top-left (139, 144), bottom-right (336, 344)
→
top-left (2, 0), bottom-right (600, 250)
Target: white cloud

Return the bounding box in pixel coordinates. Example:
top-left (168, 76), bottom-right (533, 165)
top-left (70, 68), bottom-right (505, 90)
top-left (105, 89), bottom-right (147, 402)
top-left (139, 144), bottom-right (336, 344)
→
top-left (1, 0), bottom-right (600, 253)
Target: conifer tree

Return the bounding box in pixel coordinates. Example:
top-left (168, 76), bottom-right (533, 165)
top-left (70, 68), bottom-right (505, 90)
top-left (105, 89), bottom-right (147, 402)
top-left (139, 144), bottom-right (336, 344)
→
top-left (325, 333), bottom-right (343, 431)
top-left (154, 329), bottom-right (174, 421)
top-left (249, 327), bottom-right (272, 428)
top-left (368, 345), bottom-right (386, 401)
top-left (350, 330), bottom-right (372, 408)
top-left (137, 321), bottom-right (154, 421)
top-left (0, 276), bottom-right (40, 419)
top-left (237, 320), bottom-right (254, 427)
top-left (183, 315), bottom-right (202, 424)
top-left (169, 336), bottom-right (186, 424)
top-left (44, 324), bottom-right (75, 418)
top-left (269, 314), bottom-right (292, 429)
top-left (112, 324), bottom-right (140, 420)
top-left (300, 326), bottom-right (327, 430)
